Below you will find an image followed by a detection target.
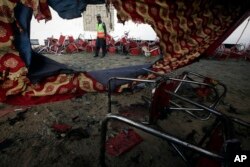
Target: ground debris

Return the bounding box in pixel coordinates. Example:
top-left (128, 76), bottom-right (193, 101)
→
top-left (0, 139), bottom-right (14, 151)
top-left (8, 108), bottom-right (28, 125)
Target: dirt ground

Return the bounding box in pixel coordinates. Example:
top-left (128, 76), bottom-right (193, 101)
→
top-left (0, 53), bottom-right (250, 167)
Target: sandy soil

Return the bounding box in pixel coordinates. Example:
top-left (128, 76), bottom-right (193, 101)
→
top-left (0, 53), bottom-right (250, 167)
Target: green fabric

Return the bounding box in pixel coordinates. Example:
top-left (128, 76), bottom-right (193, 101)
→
top-left (96, 23), bottom-right (104, 32)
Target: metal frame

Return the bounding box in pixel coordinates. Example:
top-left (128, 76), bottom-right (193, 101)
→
top-left (107, 70), bottom-right (227, 122)
top-left (168, 71), bottom-right (226, 120)
top-left (107, 77), bottom-right (156, 113)
top-left (99, 114), bottom-right (224, 167)
top-left (102, 71), bottom-right (250, 166)
top-left (100, 89), bottom-right (250, 166)
top-left (166, 90), bottom-right (250, 128)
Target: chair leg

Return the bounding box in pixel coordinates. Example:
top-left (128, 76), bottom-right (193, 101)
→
top-left (99, 114), bottom-right (223, 167)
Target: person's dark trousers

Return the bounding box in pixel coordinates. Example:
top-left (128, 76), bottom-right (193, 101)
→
top-left (95, 38), bottom-right (106, 57)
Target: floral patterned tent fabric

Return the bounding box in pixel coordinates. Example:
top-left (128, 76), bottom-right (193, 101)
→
top-left (109, 0), bottom-right (249, 71)
top-left (0, 0), bottom-right (105, 105)
top-left (0, 0), bottom-right (249, 105)
top-left (109, 0), bottom-right (250, 91)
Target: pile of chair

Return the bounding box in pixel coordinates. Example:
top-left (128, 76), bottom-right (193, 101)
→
top-left (35, 35), bottom-right (90, 54)
top-left (111, 33), bottom-right (161, 57)
top-left (35, 34), bottom-right (161, 56)
top-left (99, 69), bottom-right (250, 166)
top-left (210, 43), bottom-right (250, 61)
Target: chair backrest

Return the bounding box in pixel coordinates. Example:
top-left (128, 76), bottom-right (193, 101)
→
top-left (48, 37), bottom-right (58, 45)
top-left (68, 36), bottom-right (75, 43)
top-left (44, 39), bottom-right (49, 46)
top-left (30, 39), bottom-right (39, 46)
top-left (58, 35), bottom-right (66, 45)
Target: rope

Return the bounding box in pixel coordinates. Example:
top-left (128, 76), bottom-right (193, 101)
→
top-left (105, 1), bottom-right (113, 30)
top-left (235, 17), bottom-right (250, 45)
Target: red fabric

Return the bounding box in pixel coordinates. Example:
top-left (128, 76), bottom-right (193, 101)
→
top-left (149, 82), bottom-right (176, 123)
top-left (35, 0), bottom-right (52, 21)
top-left (195, 125), bottom-right (224, 167)
top-left (106, 129), bottom-right (143, 156)
top-left (0, 21), bottom-right (13, 43)
top-left (4, 72), bottom-right (105, 105)
top-left (52, 123), bottom-right (72, 133)
top-left (5, 92), bottom-right (83, 106)
top-left (195, 77), bottom-right (216, 98)
top-left (0, 52), bottom-right (26, 73)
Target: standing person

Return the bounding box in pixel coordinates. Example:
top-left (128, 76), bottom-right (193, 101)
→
top-left (94, 14), bottom-right (107, 58)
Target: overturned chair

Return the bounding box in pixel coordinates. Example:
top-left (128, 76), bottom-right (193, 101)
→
top-left (100, 70), bottom-right (250, 167)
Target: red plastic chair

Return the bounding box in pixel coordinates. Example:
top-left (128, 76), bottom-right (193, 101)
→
top-left (65, 36), bottom-right (78, 53)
